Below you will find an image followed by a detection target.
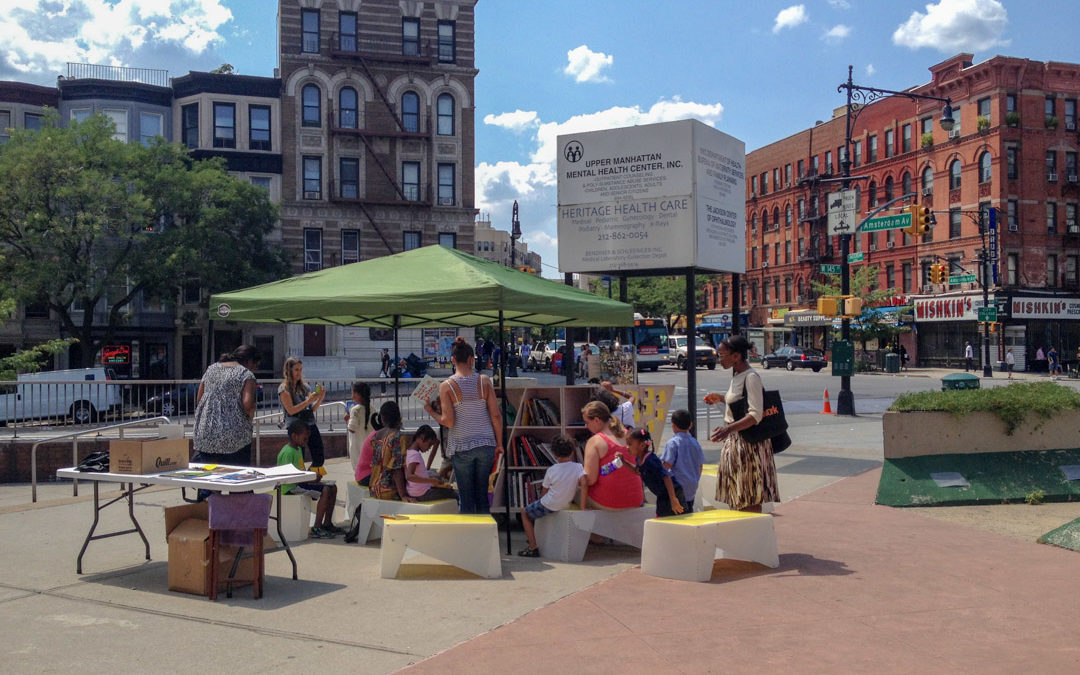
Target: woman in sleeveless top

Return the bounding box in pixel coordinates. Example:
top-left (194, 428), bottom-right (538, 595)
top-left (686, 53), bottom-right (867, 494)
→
top-left (278, 357), bottom-right (326, 471)
top-left (424, 337), bottom-right (504, 513)
top-left (581, 401), bottom-right (643, 510)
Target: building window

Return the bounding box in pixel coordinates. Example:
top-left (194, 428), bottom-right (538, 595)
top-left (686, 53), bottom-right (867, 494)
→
top-left (302, 156), bottom-right (321, 199)
top-left (402, 18), bottom-right (420, 56)
top-left (437, 21), bottom-right (455, 63)
top-left (403, 231), bottom-right (421, 251)
top-left (339, 158), bottom-right (359, 199)
top-left (1007, 146), bottom-right (1019, 179)
top-left (902, 123), bottom-right (912, 153)
top-left (302, 9), bottom-right (320, 53)
top-left (339, 11), bottom-right (357, 51)
top-left (304, 228), bottom-right (322, 271)
top-left (302, 84), bottom-right (321, 127)
top-left (401, 91), bottom-right (419, 132)
top-left (1066, 152), bottom-right (1078, 181)
top-left (885, 263), bottom-right (895, 289)
top-left (977, 97), bottom-right (991, 123)
top-left (868, 181), bottom-right (877, 208)
top-left (1066, 99), bottom-right (1077, 130)
top-left (402, 161), bottom-right (420, 201)
top-left (1006, 94), bottom-right (1017, 114)
top-left (437, 93), bottom-right (454, 135)
top-left (1067, 203), bottom-right (1078, 233)
top-left (104, 109), bottom-right (127, 142)
top-left (852, 140), bottom-right (862, 168)
top-left (1008, 199), bottom-right (1019, 231)
top-left (438, 163), bottom-right (455, 206)
top-left (1048, 254), bottom-right (1059, 287)
top-left (1047, 151), bottom-right (1058, 180)
top-left (868, 135), bottom-right (878, 163)
top-left (797, 159), bottom-right (804, 178)
top-left (183, 279), bottom-right (201, 305)
top-left (949, 209), bottom-right (961, 238)
top-left (139, 112), bottom-right (162, 146)
top-left (784, 278), bottom-right (792, 302)
top-left (761, 210), bottom-right (769, 229)
top-left (979, 151), bottom-right (992, 183)
top-left (949, 160), bottom-right (962, 190)
top-left (750, 247), bottom-right (756, 268)
top-left (71, 108), bottom-right (91, 123)
top-left (250, 176), bottom-right (271, 192)
top-left (773, 242), bottom-right (779, 265)
top-left (773, 168), bottom-right (780, 188)
top-left (339, 87), bottom-right (358, 129)
top-left (785, 204), bottom-right (792, 227)
top-left (763, 281), bottom-right (770, 304)
top-left (884, 176), bottom-right (894, 203)
top-left (797, 199), bottom-right (805, 220)
top-left (1047, 202), bottom-right (1058, 234)
top-left (784, 164), bottom-right (791, 187)
top-left (1068, 255), bottom-right (1079, 287)
top-left (722, 284), bottom-right (728, 306)
top-left (1007, 253), bottom-right (1018, 285)
top-left (750, 175), bottom-right (757, 195)
top-left (785, 241), bottom-right (791, 263)
top-left (342, 229), bottom-right (360, 265)
top-left (1046, 96), bottom-right (1056, 123)
top-left (439, 233), bottom-right (456, 249)
top-left (885, 129), bottom-right (894, 158)
top-left (902, 171), bottom-right (912, 197)
top-left (902, 263), bottom-right (912, 293)
top-left (249, 105), bottom-right (271, 151)
top-left (762, 171), bottom-right (769, 193)
top-left (212, 103), bottom-right (235, 148)
top-left (182, 103), bottom-right (198, 148)
top-left (24, 112), bottom-right (43, 131)
top-left (751, 213), bottom-right (757, 234)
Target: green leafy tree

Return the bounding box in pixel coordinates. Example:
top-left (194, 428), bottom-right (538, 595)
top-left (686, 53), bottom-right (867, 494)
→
top-left (811, 265), bottom-right (910, 352)
top-left (624, 276), bottom-right (707, 332)
top-left (0, 112), bottom-right (289, 367)
top-left (0, 264), bottom-right (73, 379)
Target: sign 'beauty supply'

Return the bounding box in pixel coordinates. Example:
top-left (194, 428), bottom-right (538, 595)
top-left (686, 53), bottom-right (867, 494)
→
top-left (557, 119), bottom-right (746, 274)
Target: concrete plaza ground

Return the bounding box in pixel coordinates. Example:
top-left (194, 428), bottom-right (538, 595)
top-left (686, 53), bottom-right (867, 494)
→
top-left (2, 380), bottom-right (1079, 673)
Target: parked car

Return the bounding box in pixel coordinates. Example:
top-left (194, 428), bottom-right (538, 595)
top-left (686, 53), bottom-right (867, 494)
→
top-left (0, 367), bottom-right (122, 425)
top-left (667, 336), bottom-right (718, 370)
top-left (760, 345), bottom-right (828, 372)
top-left (144, 383), bottom-right (199, 417)
top-left (525, 340), bottom-right (563, 371)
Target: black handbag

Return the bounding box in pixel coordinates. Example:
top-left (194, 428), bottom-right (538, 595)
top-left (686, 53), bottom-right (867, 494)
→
top-left (728, 387), bottom-right (790, 453)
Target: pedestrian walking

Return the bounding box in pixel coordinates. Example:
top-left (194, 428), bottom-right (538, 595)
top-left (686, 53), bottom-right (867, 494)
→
top-left (1048, 346), bottom-right (1060, 377)
top-left (380, 348), bottom-right (391, 378)
top-left (964, 341), bottom-right (974, 372)
top-left (1005, 348), bottom-right (1015, 379)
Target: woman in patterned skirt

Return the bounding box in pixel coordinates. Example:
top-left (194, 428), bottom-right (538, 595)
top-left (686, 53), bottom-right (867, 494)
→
top-left (706, 335), bottom-right (779, 512)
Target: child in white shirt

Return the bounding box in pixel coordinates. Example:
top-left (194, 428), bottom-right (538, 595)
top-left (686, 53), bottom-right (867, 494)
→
top-left (518, 435), bottom-right (585, 557)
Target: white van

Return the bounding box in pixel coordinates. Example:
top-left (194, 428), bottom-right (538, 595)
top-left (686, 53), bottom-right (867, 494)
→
top-left (0, 367), bottom-right (122, 425)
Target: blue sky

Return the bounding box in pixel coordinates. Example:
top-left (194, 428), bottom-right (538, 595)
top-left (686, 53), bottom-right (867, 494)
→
top-left (2, 0), bottom-right (1078, 274)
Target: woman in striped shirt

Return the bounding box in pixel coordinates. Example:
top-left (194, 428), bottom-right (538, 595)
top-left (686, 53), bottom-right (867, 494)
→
top-left (424, 337), bottom-right (504, 513)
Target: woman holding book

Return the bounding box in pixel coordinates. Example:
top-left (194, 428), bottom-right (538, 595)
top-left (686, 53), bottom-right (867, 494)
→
top-left (423, 337), bottom-right (504, 514)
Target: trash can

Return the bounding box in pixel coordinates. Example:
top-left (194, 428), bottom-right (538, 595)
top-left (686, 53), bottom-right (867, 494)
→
top-left (885, 353), bottom-right (900, 373)
top-left (941, 372), bottom-right (980, 391)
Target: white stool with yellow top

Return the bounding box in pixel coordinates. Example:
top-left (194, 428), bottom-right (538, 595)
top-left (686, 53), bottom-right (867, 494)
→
top-left (379, 514), bottom-right (502, 579)
top-left (641, 509), bottom-right (779, 582)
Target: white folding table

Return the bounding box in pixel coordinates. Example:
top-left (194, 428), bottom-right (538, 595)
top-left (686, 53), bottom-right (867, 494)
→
top-left (56, 464), bottom-right (314, 576)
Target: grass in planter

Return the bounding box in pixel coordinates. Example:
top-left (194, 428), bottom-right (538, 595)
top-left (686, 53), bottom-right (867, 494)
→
top-left (889, 381), bottom-right (1080, 434)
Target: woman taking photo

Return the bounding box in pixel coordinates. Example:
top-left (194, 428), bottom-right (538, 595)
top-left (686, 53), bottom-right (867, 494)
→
top-left (278, 357), bottom-right (326, 472)
top-left (706, 335), bottom-right (779, 512)
top-left (423, 337), bottom-right (503, 514)
top-left (581, 400), bottom-right (642, 510)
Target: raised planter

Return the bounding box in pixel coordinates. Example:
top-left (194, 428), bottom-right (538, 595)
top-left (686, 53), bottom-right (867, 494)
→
top-left (882, 408), bottom-right (1080, 459)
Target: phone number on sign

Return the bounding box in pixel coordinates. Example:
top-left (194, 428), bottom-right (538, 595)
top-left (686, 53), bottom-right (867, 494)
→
top-left (597, 231), bottom-right (649, 241)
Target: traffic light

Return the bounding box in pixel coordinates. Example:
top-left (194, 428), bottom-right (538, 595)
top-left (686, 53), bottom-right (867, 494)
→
top-left (844, 297), bottom-right (864, 317)
top-left (906, 205), bottom-right (932, 237)
top-left (818, 296), bottom-right (839, 316)
top-left (939, 263), bottom-right (949, 285)
top-left (930, 264), bottom-right (942, 284)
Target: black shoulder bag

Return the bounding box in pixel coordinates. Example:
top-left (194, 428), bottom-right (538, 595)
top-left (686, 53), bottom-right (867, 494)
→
top-left (727, 374), bottom-right (791, 453)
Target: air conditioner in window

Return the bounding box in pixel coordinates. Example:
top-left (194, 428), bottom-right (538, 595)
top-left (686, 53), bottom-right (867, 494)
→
top-left (438, 197), bottom-right (455, 206)
top-left (1068, 219), bottom-right (1078, 233)
top-left (869, 243), bottom-right (877, 251)
top-left (1067, 121), bottom-right (1077, 131)
top-left (948, 129), bottom-right (961, 139)
top-left (1068, 173), bottom-right (1078, 183)
top-left (1048, 172), bottom-right (1058, 182)
top-left (750, 191), bottom-right (757, 199)
top-left (303, 191), bottom-right (321, 200)
top-left (761, 261), bottom-right (769, 268)
top-left (1008, 222), bottom-right (1019, 232)
top-left (922, 187), bottom-right (933, 196)
top-left (886, 241), bottom-right (895, 248)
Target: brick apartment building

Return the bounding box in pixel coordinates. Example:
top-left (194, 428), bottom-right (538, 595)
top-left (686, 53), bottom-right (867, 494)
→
top-left (705, 54), bottom-right (1080, 370)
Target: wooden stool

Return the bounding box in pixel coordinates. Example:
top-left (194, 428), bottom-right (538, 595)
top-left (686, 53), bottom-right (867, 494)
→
top-left (208, 493), bottom-right (272, 600)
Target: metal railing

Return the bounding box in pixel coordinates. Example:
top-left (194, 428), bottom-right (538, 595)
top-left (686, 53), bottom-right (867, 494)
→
top-left (66, 62), bottom-right (169, 87)
top-left (31, 416), bottom-right (171, 503)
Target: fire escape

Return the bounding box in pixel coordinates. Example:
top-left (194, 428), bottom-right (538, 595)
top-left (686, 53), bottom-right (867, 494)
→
top-left (325, 33), bottom-right (437, 253)
top-left (797, 162), bottom-right (837, 302)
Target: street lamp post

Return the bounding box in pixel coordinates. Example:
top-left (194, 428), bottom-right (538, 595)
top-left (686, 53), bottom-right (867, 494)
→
top-left (509, 200), bottom-right (521, 378)
top-left (837, 65), bottom-right (954, 415)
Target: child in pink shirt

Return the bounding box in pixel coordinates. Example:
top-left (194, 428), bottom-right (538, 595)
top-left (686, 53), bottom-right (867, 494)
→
top-left (405, 425), bottom-right (457, 502)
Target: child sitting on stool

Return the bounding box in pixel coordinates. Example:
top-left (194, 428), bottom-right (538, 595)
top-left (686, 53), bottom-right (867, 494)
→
top-left (518, 435), bottom-right (586, 557)
top-left (278, 418), bottom-right (340, 539)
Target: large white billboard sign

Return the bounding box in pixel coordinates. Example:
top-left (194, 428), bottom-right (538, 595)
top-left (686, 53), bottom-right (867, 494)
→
top-left (557, 119), bottom-right (746, 274)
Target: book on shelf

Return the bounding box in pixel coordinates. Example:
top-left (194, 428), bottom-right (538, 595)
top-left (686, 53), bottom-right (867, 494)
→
top-left (511, 436), bottom-right (555, 468)
top-left (523, 397), bottom-right (560, 426)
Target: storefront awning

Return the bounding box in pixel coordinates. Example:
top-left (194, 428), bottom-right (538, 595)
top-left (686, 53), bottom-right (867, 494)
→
top-left (783, 311), bottom-right (833, 327)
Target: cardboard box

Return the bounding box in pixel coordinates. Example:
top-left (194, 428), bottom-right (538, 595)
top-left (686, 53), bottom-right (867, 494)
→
top-left (164, 502), bottom-right (273, 597)
top-left (110, 437), bottom-right (190, 474)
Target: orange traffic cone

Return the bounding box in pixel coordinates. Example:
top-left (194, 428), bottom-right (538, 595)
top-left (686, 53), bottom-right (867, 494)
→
top-left (821, 388), bottom-right (834, 414)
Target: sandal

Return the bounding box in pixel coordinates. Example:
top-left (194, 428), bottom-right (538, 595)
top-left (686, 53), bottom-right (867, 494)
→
top-left (324, 524), bottom-right (346, 535)
top-left (517, 546), bottom-right (540, 558)
top-left (311, 526), bottom-right (335, 539)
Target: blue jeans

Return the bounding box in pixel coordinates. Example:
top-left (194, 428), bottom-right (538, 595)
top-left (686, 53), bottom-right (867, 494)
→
top-left (451, 445), bottom-right (495, 514)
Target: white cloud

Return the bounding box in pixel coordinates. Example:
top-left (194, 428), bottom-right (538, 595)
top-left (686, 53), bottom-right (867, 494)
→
top-left (892, 0), bottom-right (1008, 52)
top-left (563, 45), bottom-right (613, 83)
top-left (773, 5), bottom-right (808, 33)
top-left (827, 0), bottom-right (851, 9)
top-left (483, 110), bottom-right (540, 133)
top-left (0, 0), bottom-right (233, 81)
top-left (823, 24), bottom-right (851, 41)
top-left (865, 63), bottom-right (876, 76)
top-left (475, 98), bottom-right (725, 274)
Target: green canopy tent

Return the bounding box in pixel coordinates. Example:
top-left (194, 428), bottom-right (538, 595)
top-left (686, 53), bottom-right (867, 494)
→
top-left (208, 245), bottom-right (634, 551)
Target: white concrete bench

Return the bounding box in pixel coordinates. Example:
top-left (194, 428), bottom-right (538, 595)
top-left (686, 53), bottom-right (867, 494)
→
top-left (269, 493), bottom-right (312, 544)
top-left (534, 505), bottom-right (654, 562)
top-left (355, 497), bottom-right (458, 544)
top-left (380, 514), bottom-right (501, 579)
top-left (345, 482), bottom-right (370, 518)
top-left (695, 464), bottom-right (774, 513)
top-left (641, 509), bottom-right (779, 582)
